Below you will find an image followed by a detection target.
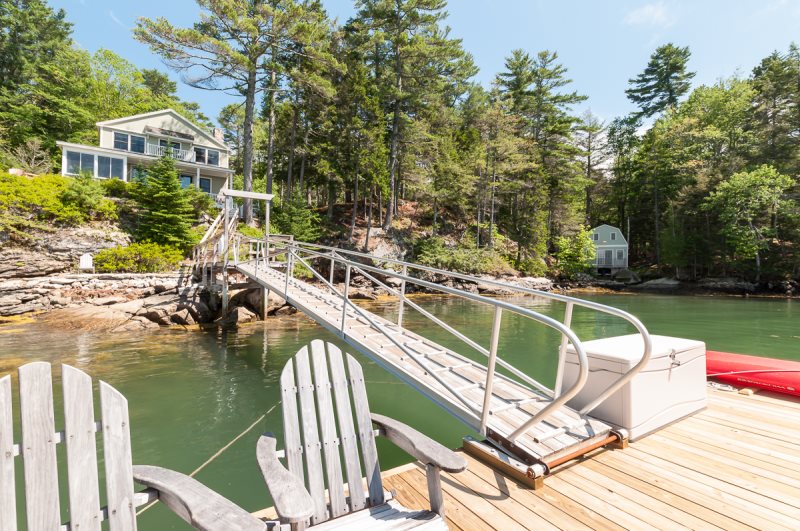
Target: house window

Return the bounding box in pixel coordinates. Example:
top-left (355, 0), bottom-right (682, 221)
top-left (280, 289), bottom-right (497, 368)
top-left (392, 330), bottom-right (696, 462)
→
top-left (199, 177), bottom-right (211, 194)
top-left (194, 147), bottom-right (206, 164)
top-left (80, 153), bottom-right (95, 176)
top-left (207, 150), bottom-right (219, 166)
top-left (65, 151), bottom-right (80, 175)
top-left (130, 135), bottom-right (145, 153)
top-left (180, 175), bottom-right (193, 188)
top-left (159, 139), bottom-right (181, 152)
top-left (617, 250), bottom-right (624, 261)
top-left (97, 156), bottom-right (125, 179)
top-left (114, 132), bottom-right (128, 150)
top-left (611, 232), bottom-right (616, 241)
top-left (98, 156), bottom-right (111, 178)
top-left (593, 233), bottom-right (598, 241)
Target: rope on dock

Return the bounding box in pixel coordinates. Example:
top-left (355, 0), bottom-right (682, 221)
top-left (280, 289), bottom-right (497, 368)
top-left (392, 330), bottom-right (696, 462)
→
top-left (136, 402), bottom-right (280, 516)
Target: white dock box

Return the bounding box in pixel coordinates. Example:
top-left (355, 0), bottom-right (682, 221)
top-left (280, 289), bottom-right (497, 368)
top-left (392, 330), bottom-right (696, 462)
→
top-left (560, 334), bottom-right (707, 441)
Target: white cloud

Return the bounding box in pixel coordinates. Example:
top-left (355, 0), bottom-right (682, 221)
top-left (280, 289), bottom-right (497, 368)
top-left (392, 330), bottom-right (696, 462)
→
top-left (624, 2), bottom-right (677, 28)
top-left (108, 10), bottom-right (125, 29)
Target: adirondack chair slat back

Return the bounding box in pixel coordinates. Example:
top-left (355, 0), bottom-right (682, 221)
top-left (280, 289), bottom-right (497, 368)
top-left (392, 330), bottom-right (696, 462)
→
top-left (280, 340), bottom-right (384, 527)
top-left (0, 376), bottom-right (16, 531)
top-left (0, 362), bottom-right (138, 531)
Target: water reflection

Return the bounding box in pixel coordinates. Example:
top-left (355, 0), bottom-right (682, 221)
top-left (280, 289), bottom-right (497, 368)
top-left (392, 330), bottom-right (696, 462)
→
top-left (0, 292), bottom-right (797, 529)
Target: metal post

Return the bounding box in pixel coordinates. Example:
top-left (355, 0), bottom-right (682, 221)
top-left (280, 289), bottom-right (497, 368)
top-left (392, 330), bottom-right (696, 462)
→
top-left (554, 302), bottom-right (574, 398)
top-left (265, 199), bottom-right (271, 267)
top-left (263, 288), bottom-right (270, 319)
top-left (397, 264), bottom-right (408, 326)
top-left (479, 307), bottom-right (503, 435)
top-left (329, 253), bottom-right (336, 286)
top-left (341, 264), bottom-right (351, 333)
top-left (285, 252), bottom-right (293, 295)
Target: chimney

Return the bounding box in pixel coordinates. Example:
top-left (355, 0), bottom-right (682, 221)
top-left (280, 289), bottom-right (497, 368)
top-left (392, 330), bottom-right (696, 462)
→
top-left (213, 127), bottom-right (224, 142)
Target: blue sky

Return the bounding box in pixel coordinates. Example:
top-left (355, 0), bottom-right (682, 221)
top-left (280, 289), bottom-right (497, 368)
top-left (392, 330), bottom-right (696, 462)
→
top-left (51, 0), bottom-right (800, 126)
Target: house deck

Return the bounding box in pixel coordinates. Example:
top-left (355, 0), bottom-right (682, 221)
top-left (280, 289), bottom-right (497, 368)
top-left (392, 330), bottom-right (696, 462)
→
top-left (258, 387), bottom-right (800, 530)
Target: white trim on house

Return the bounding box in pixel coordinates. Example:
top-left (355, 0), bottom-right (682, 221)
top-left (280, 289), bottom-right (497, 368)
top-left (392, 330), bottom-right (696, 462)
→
top-left (96, 109), bottom-right (228, 151)
top-left (58, 143), bottom-right (128, 181)
top-left (56, 141), bottom-right (234, 175)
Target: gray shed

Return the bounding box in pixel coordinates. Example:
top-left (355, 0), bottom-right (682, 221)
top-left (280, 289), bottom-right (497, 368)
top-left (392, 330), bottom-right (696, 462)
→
top-left (590, 224), bottom-right (628, 272)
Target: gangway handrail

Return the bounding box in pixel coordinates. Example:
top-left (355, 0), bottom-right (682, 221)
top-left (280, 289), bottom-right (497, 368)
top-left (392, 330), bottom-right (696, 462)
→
top-left (260, 241), bottom-right (593, 442)
top-left (284, 240), bottom-right (652, 417)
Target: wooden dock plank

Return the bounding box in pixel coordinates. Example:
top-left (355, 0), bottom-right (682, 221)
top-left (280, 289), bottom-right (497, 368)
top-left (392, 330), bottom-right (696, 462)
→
top-left (257, 387), bottom-right (800, 531)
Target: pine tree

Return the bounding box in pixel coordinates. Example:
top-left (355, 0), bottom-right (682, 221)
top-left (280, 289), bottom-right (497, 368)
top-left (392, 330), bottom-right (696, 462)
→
top-left (135, 155), bottom-right (194, 249)
top-left (136, 0), bottom-right (333, 223)
top-left (626, 43), bottom-right (695, 118)
top-left (352, 0), bottom-right (475, 229)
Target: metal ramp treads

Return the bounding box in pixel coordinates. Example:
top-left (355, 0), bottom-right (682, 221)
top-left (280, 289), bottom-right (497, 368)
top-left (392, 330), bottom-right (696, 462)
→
top-left (235, 261), bottom-right (616, 468)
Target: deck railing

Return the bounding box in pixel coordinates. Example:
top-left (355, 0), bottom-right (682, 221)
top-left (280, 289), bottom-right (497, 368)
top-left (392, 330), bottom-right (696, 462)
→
top-left (145, 143), bottom-right (195, 162)
top-left (233, 237), bottom-right (652, 443)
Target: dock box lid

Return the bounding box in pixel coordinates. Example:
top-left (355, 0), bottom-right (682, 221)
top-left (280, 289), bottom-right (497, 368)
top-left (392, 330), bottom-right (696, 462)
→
top-left (566, 334), bottom-right (705, 364)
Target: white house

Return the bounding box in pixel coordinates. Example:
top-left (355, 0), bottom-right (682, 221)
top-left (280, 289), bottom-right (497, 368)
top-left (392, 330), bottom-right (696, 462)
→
top-left (56, 109), bottom-right (233, 199)
top-left (590, 224), bottom-right (628, 272)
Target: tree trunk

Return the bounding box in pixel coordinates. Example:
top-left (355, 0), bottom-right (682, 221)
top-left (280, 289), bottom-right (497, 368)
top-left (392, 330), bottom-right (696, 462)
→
top-left (286, 99), bottom-right (299, 199)
top-left (327, 175), bottom-right (336, 220)
top-left (488, 156), bottom-right (497, 248)
top-left (349, 171), bottom-right (359, 243)
top-left (364, 186), bottom-right (373, 251)
top-left (265, 57), bottom-right (277, 195)
top-left (242, 68), bottom-right (257, 225)
top-left (383, 52), bottom-right (402, 230)
top-left (378, 188), bottom-right (383, 227)
top-left (653, 175), bottom-right (660, 268)
top-left (298, 127), bottom-right (309, 204)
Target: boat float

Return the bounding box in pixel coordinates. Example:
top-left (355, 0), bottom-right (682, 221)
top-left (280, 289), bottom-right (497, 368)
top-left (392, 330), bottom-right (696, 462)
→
top-left (707, 350), bottom-right (800, 397)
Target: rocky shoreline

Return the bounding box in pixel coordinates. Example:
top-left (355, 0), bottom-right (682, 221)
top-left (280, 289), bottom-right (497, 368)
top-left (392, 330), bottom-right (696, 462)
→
top-left (1, 268), bottom-right (796, 332)
top-left (0, 272), bottom-right (296, 331)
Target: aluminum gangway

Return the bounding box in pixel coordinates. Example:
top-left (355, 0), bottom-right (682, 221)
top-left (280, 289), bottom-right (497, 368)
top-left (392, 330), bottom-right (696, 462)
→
top-left (225, 235), bottom-right (652, 484)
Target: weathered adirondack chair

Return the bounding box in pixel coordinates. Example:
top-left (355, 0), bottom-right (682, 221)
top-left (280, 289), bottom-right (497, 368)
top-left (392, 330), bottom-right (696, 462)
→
top-left (258, 340), bottom-right (467, 530)
top-left (0, 362), bottom-right (266, 531)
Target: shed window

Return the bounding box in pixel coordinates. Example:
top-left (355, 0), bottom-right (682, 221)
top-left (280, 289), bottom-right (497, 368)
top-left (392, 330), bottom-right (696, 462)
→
top-left (593, 233), bottom-right (598, 241)
top-left (617, 250), bottom-right (624, 260)
top-left (611, 232), bottom-right (616, 241)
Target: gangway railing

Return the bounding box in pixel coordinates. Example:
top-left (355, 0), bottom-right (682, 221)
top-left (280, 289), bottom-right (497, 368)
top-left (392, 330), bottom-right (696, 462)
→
top-left (234, 238), bottom-right (652, 444)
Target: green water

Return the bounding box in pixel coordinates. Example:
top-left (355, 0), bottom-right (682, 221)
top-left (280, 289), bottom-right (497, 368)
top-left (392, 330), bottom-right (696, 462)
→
top-left (0, 293), bottom-right (797, 528)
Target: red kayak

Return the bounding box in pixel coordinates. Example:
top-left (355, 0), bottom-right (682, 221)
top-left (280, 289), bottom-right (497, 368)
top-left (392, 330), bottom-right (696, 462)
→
top-left (707, 350), bottom-right (800, 397)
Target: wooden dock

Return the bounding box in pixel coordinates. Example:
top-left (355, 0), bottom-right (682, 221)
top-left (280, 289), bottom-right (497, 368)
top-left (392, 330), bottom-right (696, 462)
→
top-left (255, 387), bottom-right (800, 529)
top-left (381, 387), bottom-right (800, 530)
top-left (236, 262), bottom-right (614, 469)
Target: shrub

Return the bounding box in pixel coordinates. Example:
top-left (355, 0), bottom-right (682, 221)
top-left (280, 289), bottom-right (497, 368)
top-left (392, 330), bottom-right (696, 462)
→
top-left (183, 185), bottom-right (218, 216)
top-left (60, 174), bottom-right (117, 222)
top-left (414, 236), bottom-right (513, 275)
top-left (100, 178), bottom-right (130, 198)
top-left (94, 242), bottom-right (183, 273)
top-left (273, 199), bottom-right (322, 242)
top-left (554, 226), bottom-right (596, 279)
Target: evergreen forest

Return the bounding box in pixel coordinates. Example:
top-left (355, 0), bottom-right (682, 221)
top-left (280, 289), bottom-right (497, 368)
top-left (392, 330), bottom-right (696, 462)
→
top-left (2, 0), bottom-right (799, 282)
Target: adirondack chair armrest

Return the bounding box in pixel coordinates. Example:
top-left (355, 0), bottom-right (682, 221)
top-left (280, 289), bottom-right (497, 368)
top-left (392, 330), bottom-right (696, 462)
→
top-left (132, 465), bottom-right (267, 531)
top-left (256, 433), bottom-right (315, 523)
top-left (371, 413), bottom-right (467, 473)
